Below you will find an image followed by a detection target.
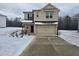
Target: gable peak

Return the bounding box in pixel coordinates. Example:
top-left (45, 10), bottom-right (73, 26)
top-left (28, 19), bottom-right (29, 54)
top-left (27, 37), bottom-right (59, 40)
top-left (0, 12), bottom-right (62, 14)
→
top-left (41, 3), bottom-right (59, 11)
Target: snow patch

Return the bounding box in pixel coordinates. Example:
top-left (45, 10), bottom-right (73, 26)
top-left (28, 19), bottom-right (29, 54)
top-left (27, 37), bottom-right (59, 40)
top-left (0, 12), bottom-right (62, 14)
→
top-left (59, 30), bottom-right (79, 47)
top-left (0, 27), bottom-right (34, 56)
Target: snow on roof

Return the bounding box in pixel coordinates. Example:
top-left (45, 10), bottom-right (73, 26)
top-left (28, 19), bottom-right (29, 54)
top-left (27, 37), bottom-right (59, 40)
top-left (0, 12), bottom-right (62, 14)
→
top-left (21, 20), bottom-right (32, 23)
top-left (35, 22), bottom-right (58, 25)
top-left (35, 22), bottom-right (43, 24)
top-left (53, 22), bottom-right (58, 24)
top-left (0, 10), bottom-right (7, 17)
top-left (0, 14), bottom-right (7, 17)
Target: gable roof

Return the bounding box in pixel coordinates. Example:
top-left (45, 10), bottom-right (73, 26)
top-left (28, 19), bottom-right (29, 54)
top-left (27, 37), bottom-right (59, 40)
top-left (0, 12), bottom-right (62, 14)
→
top-left (41, 3), bottom-right (60, 11)
top-left (24, 3), bottom-right (60, 12)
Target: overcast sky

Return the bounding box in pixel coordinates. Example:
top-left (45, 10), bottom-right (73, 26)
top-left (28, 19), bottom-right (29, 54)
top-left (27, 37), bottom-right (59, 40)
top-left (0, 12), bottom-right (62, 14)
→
top-left (0, 3), bottom-right (79, 19)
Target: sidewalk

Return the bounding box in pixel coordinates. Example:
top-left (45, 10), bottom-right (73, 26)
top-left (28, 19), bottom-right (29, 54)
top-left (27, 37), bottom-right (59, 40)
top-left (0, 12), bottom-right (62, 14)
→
top-left (59, 30), bottom-right (79, 47)
top-left (20, 37), bottom-right (79, 56)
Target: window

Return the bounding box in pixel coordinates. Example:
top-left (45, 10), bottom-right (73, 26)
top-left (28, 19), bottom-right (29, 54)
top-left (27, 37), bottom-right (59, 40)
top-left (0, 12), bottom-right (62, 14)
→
top-left (46, 12), bottom-right (53, 18)
top-left (28, 13), bottom-right (33, 20)
top-left (36, 12), bottom-right (39, 17)
top-left (37, 15), bottom-right (38, 17)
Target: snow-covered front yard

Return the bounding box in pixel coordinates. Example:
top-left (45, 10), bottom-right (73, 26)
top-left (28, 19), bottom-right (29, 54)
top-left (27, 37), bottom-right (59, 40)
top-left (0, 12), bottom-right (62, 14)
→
top-left (59, 30), bottom-right (79, 47)
top-left (0, 27), bottom-right (34, 56)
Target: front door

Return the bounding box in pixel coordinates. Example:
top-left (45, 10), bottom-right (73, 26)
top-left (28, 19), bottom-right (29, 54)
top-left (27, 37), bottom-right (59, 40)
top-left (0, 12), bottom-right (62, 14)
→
top-left (31, 26), bottom-right (34, 33)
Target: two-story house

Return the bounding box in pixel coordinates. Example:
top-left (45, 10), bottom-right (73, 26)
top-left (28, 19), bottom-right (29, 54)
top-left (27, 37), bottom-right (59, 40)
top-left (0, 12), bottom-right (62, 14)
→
top-left (22, 3), bottom-right (60, 37)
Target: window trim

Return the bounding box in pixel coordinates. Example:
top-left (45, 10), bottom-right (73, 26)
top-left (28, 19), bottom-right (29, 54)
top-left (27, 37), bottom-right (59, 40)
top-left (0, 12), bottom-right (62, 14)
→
top-left (46, 11), bottom-right (53, 18)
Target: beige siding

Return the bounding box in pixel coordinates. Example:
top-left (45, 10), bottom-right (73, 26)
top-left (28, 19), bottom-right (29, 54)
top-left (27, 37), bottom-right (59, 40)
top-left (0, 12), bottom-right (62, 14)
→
top-left (23, 4), bottom-right (59, 36)
top-left (24, 25), bottom-right (31, 34)
top-left (35, 25), bottom-right (57, 36)
top-left (34, 10), bottom-right (59, 22)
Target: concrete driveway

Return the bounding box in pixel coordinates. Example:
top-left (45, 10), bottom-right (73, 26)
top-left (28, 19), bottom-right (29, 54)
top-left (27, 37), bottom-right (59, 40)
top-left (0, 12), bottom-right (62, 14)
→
top-left (20, 37), bottom-right (79, 56)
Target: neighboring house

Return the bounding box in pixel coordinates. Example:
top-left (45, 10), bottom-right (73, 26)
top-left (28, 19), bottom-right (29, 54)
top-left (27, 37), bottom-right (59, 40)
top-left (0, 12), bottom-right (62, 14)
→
top-left (21, 3), bottom-right (60, 37)
top-left (0, 14), bottom-right (7, 28)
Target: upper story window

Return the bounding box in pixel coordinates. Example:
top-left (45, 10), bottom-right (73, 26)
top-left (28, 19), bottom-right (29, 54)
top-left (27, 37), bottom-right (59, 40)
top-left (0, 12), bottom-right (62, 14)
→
top-left (36, 12), bottom-right (39, 17)
top-left (37, 15), bottom-right (39, 17)
top-left (46, 12), bottom-right (53, 18)
top-left (28, 13), bottom-right (33, 20)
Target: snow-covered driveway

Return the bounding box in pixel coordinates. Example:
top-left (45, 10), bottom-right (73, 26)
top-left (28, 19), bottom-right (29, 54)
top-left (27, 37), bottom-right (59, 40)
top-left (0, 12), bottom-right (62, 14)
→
top-left (59, 30), bottom-right (79, 47)
top-left (0, 27), bottom-right (34, 56)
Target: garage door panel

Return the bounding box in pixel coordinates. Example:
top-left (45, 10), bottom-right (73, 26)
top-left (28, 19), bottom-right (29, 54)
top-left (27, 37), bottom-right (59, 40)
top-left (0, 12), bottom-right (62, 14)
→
top-left (36, 25), bottom-right (57, 36)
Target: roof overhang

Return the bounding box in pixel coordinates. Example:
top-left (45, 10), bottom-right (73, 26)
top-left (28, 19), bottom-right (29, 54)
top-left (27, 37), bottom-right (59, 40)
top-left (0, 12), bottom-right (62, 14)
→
top-left (21, 20), bottom-right (34, 25)
top-left (23, 11), bottom-right (32, 13)
top-left (35, 22), bottom-right (58, 25)
top-left (21, 20), bottom-right (33, 23)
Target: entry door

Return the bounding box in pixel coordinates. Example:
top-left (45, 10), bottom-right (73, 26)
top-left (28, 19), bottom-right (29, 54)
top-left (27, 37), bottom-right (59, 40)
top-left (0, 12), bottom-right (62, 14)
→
top-left (31, 26), bottom-right (34, 33)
